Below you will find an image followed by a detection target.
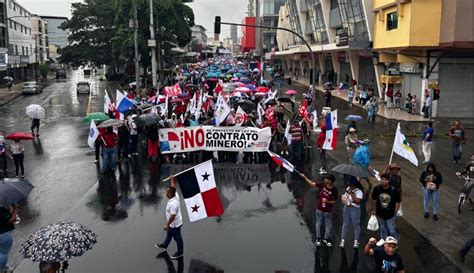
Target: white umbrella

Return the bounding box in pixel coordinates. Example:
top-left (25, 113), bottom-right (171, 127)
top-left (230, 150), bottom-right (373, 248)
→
top-left (252, 68), bottom-right (260, 72)
top-left (26, 104), bottom-right (45, 120)
top-left (3, 76), bottom-right (13, 81)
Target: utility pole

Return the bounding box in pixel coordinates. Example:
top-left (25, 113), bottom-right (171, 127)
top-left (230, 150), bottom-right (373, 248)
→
top-left (133, 0), bottom-right (140, 94)
top-left (148, 0), bottom-right (157, 87)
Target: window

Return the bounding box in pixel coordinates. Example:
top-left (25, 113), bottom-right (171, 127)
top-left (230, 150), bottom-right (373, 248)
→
top-left (14, 45), bottom-right (18, 55)
top-left (13, 3), bottom-right (15, 11)
top-left (26, 47), bottom-right (28, 56)
top-left (9, 20), bottom-right (12, 28)
top-left (387, 12), bottom-right (398, 30)
top-left (330, 0), bottom-right (338, 9)
top-left (21, 46), bottom-right (24, 55)
top-left (13, 22), bottom-right (16, 31)
top-left (0, 27), bottom-right (6, 48)
top-left (19, 8), bottom-right (22, 15)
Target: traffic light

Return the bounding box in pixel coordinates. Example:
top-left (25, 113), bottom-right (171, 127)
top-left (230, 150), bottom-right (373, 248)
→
top-left (214, 16), bottom-right (221, 35)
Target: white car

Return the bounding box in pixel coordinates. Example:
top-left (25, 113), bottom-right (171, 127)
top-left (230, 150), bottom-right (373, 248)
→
top-left (22, 82), bottom-right (42, 95)
top-left (76, 81), bottom-right (91, 94)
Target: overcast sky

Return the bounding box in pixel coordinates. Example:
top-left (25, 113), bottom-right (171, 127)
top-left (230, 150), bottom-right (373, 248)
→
top-left (19, 0), bottom-right (248, 38)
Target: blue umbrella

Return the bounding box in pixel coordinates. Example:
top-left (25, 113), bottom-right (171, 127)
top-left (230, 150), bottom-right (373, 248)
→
top-left (0, 178), bottom-right (34, 207)
top-left (245, 84), bottom-right (256, 90)
top-left (20, 222), bottom-right (97, 262)
top-left (345, 115), bottom-right (363, 121)
top-left (240, 77), bottom-right (251, 84)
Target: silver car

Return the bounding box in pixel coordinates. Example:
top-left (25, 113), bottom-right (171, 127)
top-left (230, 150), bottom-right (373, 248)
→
top-left (76, 81), bottom-right (91, 94)
top-left (22, 82), bottom-right (42, 95)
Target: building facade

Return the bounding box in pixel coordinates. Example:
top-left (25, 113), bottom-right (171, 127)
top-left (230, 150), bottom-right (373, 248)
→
top-left (40, 16), bottom-right (68, 64)
top-left (241, 17), bottom-right (256, 52)
top-left (31, 15), bottom-right (48, 64)
top-left (230, 24), bottom-right (238, 44)
top-left (6, 0), bottom-right (35, 81)
top-left (373, 0), bottom-right (474, 118)
top-left (275, 0), bottom-right (375, 91)
top-left (258, 0), bottom-right (286, 56)
top-left (0, 0), bottom-right (8, 77)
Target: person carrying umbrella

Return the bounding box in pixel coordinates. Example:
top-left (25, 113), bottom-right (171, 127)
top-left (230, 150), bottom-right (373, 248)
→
top-left (31, 118), bottom-right (40, 138)
top-left (11, 140), bottom-right (25, 178)
top-left (0, 204), bottom-right (18, 272)
top-left (0, 133), bottom-right (7, 175)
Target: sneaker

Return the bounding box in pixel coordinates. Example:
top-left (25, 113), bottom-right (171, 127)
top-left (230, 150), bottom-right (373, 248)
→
top-left (94, 160), bottom-right (99, 164)
top-left (376, 239), bottom-right (385, 247)
top-left (280, 151), bottom-right (284, 155)
top-left (173, 154), bottom-right (177, 159)
top-left (452, 160), bottom-right (457, 164)
top-left (433, 214), bottom-right (439, 221)
top-left (154, 243), bottom-right (167, 250)
top-left (457, 161), bottom-right (462, 165)
top-left (21, 175), bottom-right (24, 179)
top-left (424, 212), bottom-right (429, 218)
top-left (182, 154), bottom-right (186, 159)
top-left (170, 252), bottom-right (183, 259)
top-left (285, 151), bottom-right (289, 156)
top-left (322, 239), bottom-right (332, 247)
top-left (339, 240), bottom-right (345, 248)
top-left (315, 239), bottom-right (321, 247)
top-left (353, 240), bottom-right (360, 248)
top-left (128, 154), bottom-right (132, 158)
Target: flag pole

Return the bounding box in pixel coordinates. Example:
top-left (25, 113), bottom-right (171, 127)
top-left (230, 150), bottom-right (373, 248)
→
top-left (388, 122), bottom-right (399, 165)
top-left (162, 159), bottom-right (213, 182)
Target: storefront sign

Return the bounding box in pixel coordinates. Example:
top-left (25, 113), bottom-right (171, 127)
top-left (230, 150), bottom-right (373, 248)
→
top-left (0, 53), bottom-right (7, 67)
top-left (159, 126), bottom-right (272, 154)
top-left (20, 56), bottom-right (29, 63)
top-left (399, 63), bottom-right (419, 73)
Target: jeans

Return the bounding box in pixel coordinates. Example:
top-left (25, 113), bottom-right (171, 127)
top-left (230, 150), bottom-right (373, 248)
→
top-left (319, 149), bottom-right (327, 170)
top-left (341, 206), bottom-right (361, 241)
top-left (162, 225), bottom-right (183, 255)
top-left (102, 147), bottom-right (117, 172)
top-left (422, 141), bottom-right (432, 162)
top-left (94, 141), bottom-right (102, 161)
top-left (452, 143), bottom-right (463, 161)
top-left (316, 210), bottom-right (332, 240)
top-left (423, 105), bottom-right (430, 118)
top-left (395, 97), bottom-right (401, 109)
top-left (0, 232), bottom-right (13, 270)
top-left (13, 153), bottom-right (24, 176)
top-left (118, 140), bottom-right (129, 158)
top-left (0, 153), bottom-right (7, 172)
top-left (461, 238), bottom-right (474, 257)
top-left (129, 135), bottom-right (138, 154)
top-left (422, 187), bottom-right (439, 215)
top-left (291, 141), bottom-right (303, 162)
top-left (377, 215), bottom-right (398, 240)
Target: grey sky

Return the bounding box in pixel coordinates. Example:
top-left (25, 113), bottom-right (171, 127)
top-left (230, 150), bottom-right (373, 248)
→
top-left (19, 0), bottom-right (248, 38)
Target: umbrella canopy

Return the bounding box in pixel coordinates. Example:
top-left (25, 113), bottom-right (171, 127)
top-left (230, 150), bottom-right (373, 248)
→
top-left (0, 178), bottom-right (34, 207)
top-left (255, 86), bottom-right (270, 93)
top-left (97, 119), bottom-right (123, 128)
top-left (3, 76), bottom-right (13, 81)
top-left (128, 82), bottom-right (136, 87)
top-left (252, 68), bottom-right (260, 72)
top-left (230, 91), bottom-right (248, 98)
top-left (20, 222), bottom-right (97, 263)
top-left (331, 164), bottom-right (371, 178)
top-left (82, 112), bottom-right (109, 123)
top-left (254, 92), bottom-right (266, 96)
top-left (264, 98), bottom-right (277, 105)
top-left (245, 84), bottom-right (256, 91)
top-left (239, 77), bottom-right (251, 84)
top-left (134, 113), bottom-right (160, 126)
top-left (277, 96), bottom-right (293, 103)
top-left (231, 77), bottom-right (239, 82)
top-left (345, 115), bottom-right (363, 121)
top-left (25, 104), bottom-right (45, 120)
top-left (285, 90), bottom-right (298, 95)
top-left (170, 98), bottom-right (183, 104)
top-left (236, 99), bottom-right (256, 112)
top-left (5, 132), bottom-right (34, 140)
top-left (234, 87), bottom-right (251, 93)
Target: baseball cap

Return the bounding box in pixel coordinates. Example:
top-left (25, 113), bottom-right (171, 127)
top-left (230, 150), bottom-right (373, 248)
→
top-left (385, 236), bottom-right (398, 245)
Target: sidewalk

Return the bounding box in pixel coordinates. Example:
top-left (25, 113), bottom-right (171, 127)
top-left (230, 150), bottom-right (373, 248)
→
top-left (0, 75), bottom-right (57, 106)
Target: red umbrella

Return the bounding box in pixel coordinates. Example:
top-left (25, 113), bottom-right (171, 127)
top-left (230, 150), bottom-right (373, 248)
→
top-left (255, 86), bottom-right (270, 93)
top-left (171, 98), bottom-right (183, 104)
top-left (5, 132), bottom-right (34, 140)
top-left (234, 87), bottom-right (251, 93)
top-left (208, 78), bottom-right (218, 82)
top-left (236, 82), bottom-right (246, 87)
top-left (285, 90), bottom-right (298, 95)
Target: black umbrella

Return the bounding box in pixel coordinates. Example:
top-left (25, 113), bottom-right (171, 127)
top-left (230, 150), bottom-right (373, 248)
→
top-left (277, 96), bottom-right (293, 103)
top-left (0, 178), bottom-right (34, 207)
top-left (331, 164), bottom-right (371, 178)
top-left (134, 113), bottom-right (160, 126)
top-left (236, 99), bottom-right (256, 112)
top-left (97, 119), bottom-right (124, 128)
top-left (264, 98), bottom-right (277, 105)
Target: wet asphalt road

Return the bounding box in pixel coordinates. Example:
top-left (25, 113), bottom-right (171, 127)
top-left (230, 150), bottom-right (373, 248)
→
top-left (0, 72), bottom-right (464, 272)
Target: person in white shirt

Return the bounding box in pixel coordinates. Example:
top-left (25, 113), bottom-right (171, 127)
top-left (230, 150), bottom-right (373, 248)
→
top-left (128, 115), bottom-right (139, 157)
top-left (155, 176), bottom-right (183, 259)
top-left (10, 139), bottom-right (25, 178)
top-left (340, 177), bottom-right (364, 249)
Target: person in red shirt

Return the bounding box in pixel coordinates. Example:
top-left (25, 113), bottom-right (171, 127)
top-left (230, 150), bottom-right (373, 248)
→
top-left (317, 119), bottom-right (328, 174)
top-left (301, 173), bottom-right (338, 247)
top-left (101, 127), bottom-right (118, 173)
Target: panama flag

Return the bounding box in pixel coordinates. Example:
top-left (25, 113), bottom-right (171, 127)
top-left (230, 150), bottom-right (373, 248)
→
top-left (116, 90), bottom-right (135, 113)
top-left (268, 150), bottom-right (294, 172)
top-left (87, 121), bottom-right (100, 148)
top-left (392, 123), bottom-right (418, 166)
top-left (323, 110), bottom-right (338, 150)
top-left (284, 119), bottom-right (292, 145)
top-left (256, 103), bottom-right (265, 125)
top-left (104, 92), bottom-right (111, 114)
top-left (174, 160), bottom-right (224, 222)
top-left (215, 94), bottom-right (230, 126)
top-left (159, 130), bottom-right (181, 153)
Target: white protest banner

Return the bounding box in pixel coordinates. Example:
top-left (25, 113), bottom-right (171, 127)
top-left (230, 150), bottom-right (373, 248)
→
top-left (159, 126), bottom-right (272, 154)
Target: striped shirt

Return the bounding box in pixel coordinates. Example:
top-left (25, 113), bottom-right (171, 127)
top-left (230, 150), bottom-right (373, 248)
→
top-left (290, 125), bottom-right (303, 142)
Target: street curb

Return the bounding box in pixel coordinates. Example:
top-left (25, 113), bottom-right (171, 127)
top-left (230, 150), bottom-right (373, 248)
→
top-left (0, 78), bottom-right (57, 106)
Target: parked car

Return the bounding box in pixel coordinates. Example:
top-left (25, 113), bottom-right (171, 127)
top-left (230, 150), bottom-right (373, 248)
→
top-left (22, 82), bottom-right (42, 95)
top-left (56, 69), bottom-right (67, 80)
top-left (76, 81), bottom-right (91, 94)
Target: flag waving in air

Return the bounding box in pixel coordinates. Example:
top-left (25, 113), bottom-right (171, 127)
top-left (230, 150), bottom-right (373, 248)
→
top-left (235, 106), bottom-right (247, 126)
top-left (87, 120), bottom-right (100, 148)
top-left (174, 160), bottom-right (224, 222)
top-left (116, 90), bottom-right (135, 113)
top-left (391, 123), bottom-right (418, 166)
top-left (323, 110), bottom-right (338, 150)
top-left (268, 150), bottom-right (295, 172)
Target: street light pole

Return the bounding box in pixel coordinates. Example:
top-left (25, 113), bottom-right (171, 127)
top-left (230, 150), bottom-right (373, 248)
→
top-left (149, 0), bottom-right (157, 87)
top-left (133, 0), bottom-right (140, 95)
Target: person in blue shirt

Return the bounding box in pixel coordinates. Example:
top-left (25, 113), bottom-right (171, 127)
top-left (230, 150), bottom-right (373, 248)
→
top-left (422, 122), bottom-right (434, 163)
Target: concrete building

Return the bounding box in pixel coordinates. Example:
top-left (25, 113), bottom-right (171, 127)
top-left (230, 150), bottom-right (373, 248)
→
top-left (6, 0), bottom-right (35, 81)
top-left (40, 16), bottom-right (68, 63)
top-left (230, 25), bottom-right (238, 44)
top-left (187, 25), bottom-right (207, 60)
top-left (0, 0), bottom-right (8, 77)
top-left (275, 0), bottom-right (375, 91)
top-left (31, 15), bottom-right (48, 64)
top-left (373, 0), bottom-right (474, 118)
top-left (258, 0), bottom-right (286, 56)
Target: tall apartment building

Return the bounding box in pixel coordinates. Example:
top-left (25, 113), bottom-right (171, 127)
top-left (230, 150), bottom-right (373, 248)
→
top-left (40, 16), bottom-right (68, 64)
top-left (275, 0), bottom-right (375, 91)
top-left (31, 15), bottom-right (48, 64)
top-left (230, 25), bottom-right (238, 44)
top-left (0, 0), bottom-right (8, 77)
top-left (6, 0), bottom-right (35, 81)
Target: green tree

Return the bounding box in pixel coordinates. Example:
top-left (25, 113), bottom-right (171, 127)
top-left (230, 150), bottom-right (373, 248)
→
top-left (38, 64), bottom-right (50, 79)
